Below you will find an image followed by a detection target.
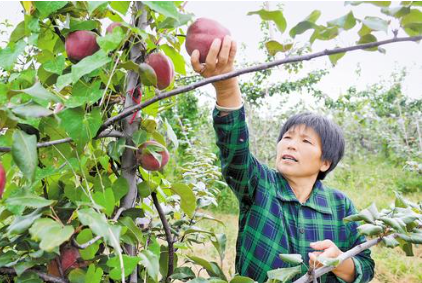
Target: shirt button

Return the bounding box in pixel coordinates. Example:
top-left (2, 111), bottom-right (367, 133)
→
top-left (299, 228), bottom-right (305, 234)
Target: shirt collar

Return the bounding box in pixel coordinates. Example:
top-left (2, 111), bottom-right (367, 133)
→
top-left (276, 174), bottom-right (332, 215)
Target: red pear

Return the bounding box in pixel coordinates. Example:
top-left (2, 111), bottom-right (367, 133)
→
top-left (0, 162), bottom-right (5, 199)
top-left (145, 53), bottom-right (175, 90)
top-left (136, 141), bottom-right (170, 171)
top-left (106, 22), bottom-right (122, 34)
top-left (65, 30), bottom-right (100, 62)
top-left (185, 17), bottom-right (231, 63)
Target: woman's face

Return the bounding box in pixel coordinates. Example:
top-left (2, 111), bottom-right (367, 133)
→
top-left (276, 124), bottom-right (330, 180)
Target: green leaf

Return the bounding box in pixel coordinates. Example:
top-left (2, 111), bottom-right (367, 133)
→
top-left (247, 9), bottom-right (287, 33)
top-left (157, 13), bottom-right (194, 29)
top-left (170, 183), bottom-right (196, 218)
top-left (107, 255), bottom-right (140, 280)
top-left (15, 271), bottom-right (42, 283)
top-left (0, 40), bottom-right (28, 71)
top-left (164, 118), bottom-right (178, 149)
top-left (85, 264), bottom-right (103, 283)
top-left (362, 16), bottom-right (389, 32)
top-left (397, 238), bottom-right (413, 256)
top-left (107, 138), bottom-right (126, 162)
top-left (12, 130), bottom-right (38, 182)
top-left (29, 218), bottom-right (74, 252)
top-left (111, 177), bottom-right (129, 201)
top-left (71, 50), bottom-right (111, 83)
top-left (143, 1), bottom-right (179, 19)
top-left (14, 82), bottom-right (61, 103)
top-left (68, 268), bottom-right (86, 283)
top-left (394, 191), bottom-right (408, 208)
top-left (265, 41), bottom-right (293, 56)
top-left (14, 261), bottom-right (37, 276)
top-left (10, 21), bottom-right (27, 43)
top-left (211, 233), bottom-right (227, 262)
top-left (357, 223), bottom-right (384, 236)
top-left (312, 26), bottom-right (339, 42)
top-left (346, 1), bottom-right (391, 7)
top-left (328, 11), bottom-right (356, 30)
top-left (382, 235), bottom-right (400, 247)
top-left (132, 130), bottom-right (148, 146)
top-left (12, 104), bottom-right (53, 118)
top-left (279, 254), bottom-right (303, 265)
top-left (267, 266), bottom-right (302, 283)
top-left (97, 26), bottom-right (125, 53)
top-left (5, 190), bottom-right (54, 210)
top-left (289, 21), bottom-right (318, 38)
top-left (317, 256), bottom-right (340, 267)
top-left (161, 44), bottom-right (186, 75)
top-left (0, 251), bottom-right (19, 267)
top-left (186, 255), bottom-right (226, 280)
top-left (397, 232), bottom-right (422, 244)
top-left (139, 63), bottom-right (158, 87)
top-left (229, 275), bottom-right (256, 283)
top-left (58, 107), bottom-right (102, 147)
top-left (43, 56), bottom-right (66, 75)
top-left (110, 1), bottom-right (131, 15)
top-left (119, 217), bottom-right (145, 245)
top-left (401, 8), bottom-right (422, 25)
top-left (77, 208), bottom-right (121, 249)
top-left (76, 229), bottom-right (100, 260)
top-left (170, 267), bottom-right (196, 281)
top-left (7, 209), bottom-right (42, 236)
top-left (379, 217), bottom-right (407, 233)
top-left (56, 73), bottom-right (73, 91)
top-left (329, 52), bottom-right (346, 66)
top-left (403, 22), bottom-right (422, 36)
top-left (69, 19), bottom-right (99, 32)
top-left (87, 1), bottom-right (109, 15)
top-left (93, 188), bottom-right (115, 217)
top-left (139, 249), bottom-right (160, 281)
top-left (34, 1), bottom-right (68, 18)
top-left (65, 80), bottom-right (103, 108)
top-left (381, 6), bottom-right (410, 18)
top-left (357, 34), bottom-right (378, 51)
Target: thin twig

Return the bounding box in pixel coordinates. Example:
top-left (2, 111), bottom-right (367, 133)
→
top-left (293, 235), bottom-right (390, 283)
top-left (0, 267), bottom-right (68, 283)
top-left (151, 192), bottom-right (174, 282)
top-left (0, 129), bottom-right (124, 152)
top-left (97, 35), bottom-right (422, 134)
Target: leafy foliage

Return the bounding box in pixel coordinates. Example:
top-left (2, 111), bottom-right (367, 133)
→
top-left (0, 1), bottom-right (421, 283)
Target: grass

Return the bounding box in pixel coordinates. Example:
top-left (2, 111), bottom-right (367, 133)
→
top-left (181, 156), bottom-right (421, 282)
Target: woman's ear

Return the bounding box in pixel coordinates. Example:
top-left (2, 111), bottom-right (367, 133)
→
top-left (320, 160), bottom-right (331, 172)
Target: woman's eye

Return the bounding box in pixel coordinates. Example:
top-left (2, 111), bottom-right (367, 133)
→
top-left (303, 139), bottom-right (312, 144)
top-left (283, 136), bottom-right (291, 139)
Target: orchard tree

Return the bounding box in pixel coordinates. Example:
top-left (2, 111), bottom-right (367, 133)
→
top-left (0, 1), bottom-right (421, 283)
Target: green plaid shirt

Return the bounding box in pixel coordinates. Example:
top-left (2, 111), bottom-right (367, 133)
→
top-left (213, 106), bottom-right (375, 283)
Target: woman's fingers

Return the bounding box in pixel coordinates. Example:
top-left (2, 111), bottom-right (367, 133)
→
top-left (190, 50), bottom-right (202, 73)
top-left (228, 40), bottom-right (237, 65)
top-left (205, 38), bottom-right (222, 70)
top-left (217, 35), bottom-right (232, 66)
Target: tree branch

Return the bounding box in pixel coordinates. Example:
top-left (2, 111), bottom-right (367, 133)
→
top-left (0, 129), bottom-right (124, 152)
top-left (0, 267), bottom-right (68, 283)
top-left (151, 192), bottom-right (174, 282)
top-left (97, 35), bottom-right (422, 134)
top-left (293, 235), bottom-right (393, 283)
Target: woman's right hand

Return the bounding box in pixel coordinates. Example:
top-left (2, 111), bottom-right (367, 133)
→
top-left (190, 35), bottom-right (238, 92)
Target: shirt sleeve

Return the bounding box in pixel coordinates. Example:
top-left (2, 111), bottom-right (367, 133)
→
top-left (337, 200), bottom-right (375, 283)
top-left (212, 105), bottom-right (265, 210)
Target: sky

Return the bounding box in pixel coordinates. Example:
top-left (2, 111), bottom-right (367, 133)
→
top-left (0, 1), bottom-right (421, 103)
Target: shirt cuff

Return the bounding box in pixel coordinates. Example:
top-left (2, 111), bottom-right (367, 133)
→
top-left (335, 257), bottom-right (363, 283)
top-left (212, 104), bottom-right (245, 126)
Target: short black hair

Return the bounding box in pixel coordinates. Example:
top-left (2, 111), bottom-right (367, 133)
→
top-left (277, 112), bottom-right (345, 180)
